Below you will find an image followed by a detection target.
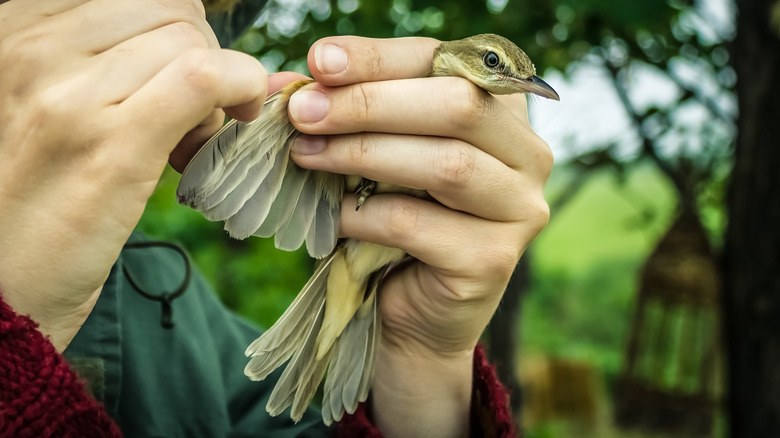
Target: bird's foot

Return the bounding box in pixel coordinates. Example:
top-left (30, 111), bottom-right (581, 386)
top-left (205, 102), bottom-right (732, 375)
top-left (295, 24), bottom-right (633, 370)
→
top-left (354, 178), bottom-right (376, 211)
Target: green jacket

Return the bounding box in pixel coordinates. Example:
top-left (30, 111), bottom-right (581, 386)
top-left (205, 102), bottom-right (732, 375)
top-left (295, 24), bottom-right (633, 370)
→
top-left (64, 232), bottom-right (329, 437)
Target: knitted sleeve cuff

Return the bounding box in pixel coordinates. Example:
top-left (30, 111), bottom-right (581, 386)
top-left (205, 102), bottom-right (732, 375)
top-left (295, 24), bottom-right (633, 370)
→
top-left (0, 293), bottom-right (122, 438)
top-left (335, 344), bottom-right (517, 437)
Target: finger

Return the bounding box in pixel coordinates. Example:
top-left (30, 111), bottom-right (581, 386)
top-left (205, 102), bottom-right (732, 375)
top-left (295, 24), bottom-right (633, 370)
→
top-left (338, 193), bottom-right (541, 289)
top-left (119, 48), bottom-right (267, 163)
top-left (168, 110), bottom-right (225, 172)
top-left (169, 71), bottom-right (309, 172)
top-left (288, 77), bottom-right (551, 173)
top-left (292, 133), bottom-right (532, 222)
top-left (307, 36), bottom-right (440, 85)
top-left (32, 0), bottom-right (216, 55)
top-left (87, 22), bottom-right (214, 106)
top-left (268, 71), bottom-right (311, 94)
top-left (2, 0), bottom-right (218, 99)
top-left (495, 92), bottom-right (554, 182)
top-left (0, 0), bottom-right (89, 36)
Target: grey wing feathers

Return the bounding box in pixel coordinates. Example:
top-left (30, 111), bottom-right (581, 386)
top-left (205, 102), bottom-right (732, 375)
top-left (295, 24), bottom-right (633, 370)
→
top-left (176, 91), bottom-right (343, 258)
top-left (306, 173), bottom-right (343, 258)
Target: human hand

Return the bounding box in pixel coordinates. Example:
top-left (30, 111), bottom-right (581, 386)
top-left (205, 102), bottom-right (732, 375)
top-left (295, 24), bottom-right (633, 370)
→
top-left (288, 36), bottom-right (552, 437)
top-left (0, 0), bottom-right (268, 351)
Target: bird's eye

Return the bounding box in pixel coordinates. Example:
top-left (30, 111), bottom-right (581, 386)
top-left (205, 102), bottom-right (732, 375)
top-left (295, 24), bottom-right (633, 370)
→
top-left (483, 51), bottom-right (500, 68)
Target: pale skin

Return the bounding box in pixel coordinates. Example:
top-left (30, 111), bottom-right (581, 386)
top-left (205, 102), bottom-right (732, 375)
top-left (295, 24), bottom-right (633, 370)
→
top-left (0, 0), bottom-right (552, 437)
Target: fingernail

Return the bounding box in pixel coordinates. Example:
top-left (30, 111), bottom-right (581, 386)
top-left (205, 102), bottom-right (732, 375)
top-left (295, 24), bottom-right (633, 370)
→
top-left (292, 135), bottom-right (327, 155)
top-left (315, 43), bottom-right (348, 74)
top-left (289, 90), bottom-right (329, 123)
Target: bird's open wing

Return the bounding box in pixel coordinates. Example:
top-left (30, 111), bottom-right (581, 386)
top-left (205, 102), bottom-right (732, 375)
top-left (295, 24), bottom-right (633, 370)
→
top-left (176, 86), bottom-right (343, 259)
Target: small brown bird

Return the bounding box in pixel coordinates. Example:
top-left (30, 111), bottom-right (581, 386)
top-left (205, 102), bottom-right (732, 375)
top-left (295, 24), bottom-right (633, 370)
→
top-left (177, 33), bottom-right (558, 425)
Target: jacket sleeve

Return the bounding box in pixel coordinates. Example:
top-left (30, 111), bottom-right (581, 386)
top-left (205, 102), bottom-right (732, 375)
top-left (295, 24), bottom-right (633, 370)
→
top-left (0, 292), bottom-right (122, 438)
top-left (335, 345), bottom-right (518, 438)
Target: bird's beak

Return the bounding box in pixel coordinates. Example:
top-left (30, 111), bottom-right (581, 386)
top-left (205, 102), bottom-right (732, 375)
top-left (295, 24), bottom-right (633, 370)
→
top-left (504, 75), bottom-right (560, 101)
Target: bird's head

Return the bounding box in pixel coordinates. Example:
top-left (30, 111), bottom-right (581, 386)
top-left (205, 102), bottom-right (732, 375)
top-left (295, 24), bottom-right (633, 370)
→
top-left (432, 33), bottom-right (560, 101)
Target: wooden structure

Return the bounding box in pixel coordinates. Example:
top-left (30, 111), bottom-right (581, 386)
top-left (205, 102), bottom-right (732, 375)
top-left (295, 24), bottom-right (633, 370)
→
top-left (615, 209), bottom-right (722, 436)
top-left (520, 356), bottom-right (599, 428)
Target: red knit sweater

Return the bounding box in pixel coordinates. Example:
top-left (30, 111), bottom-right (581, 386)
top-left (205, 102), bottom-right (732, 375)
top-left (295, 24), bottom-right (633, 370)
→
top-left (0, 295), bottom-right (516, 437)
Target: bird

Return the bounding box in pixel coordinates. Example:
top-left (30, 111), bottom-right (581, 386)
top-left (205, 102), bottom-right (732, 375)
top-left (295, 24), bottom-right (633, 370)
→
top-left (176, 33), bottom-right (559, 425)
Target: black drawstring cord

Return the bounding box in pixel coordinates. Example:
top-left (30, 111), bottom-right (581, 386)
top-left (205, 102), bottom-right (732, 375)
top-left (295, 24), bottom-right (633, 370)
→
top-left (122, 241), bottom-right (191, 329)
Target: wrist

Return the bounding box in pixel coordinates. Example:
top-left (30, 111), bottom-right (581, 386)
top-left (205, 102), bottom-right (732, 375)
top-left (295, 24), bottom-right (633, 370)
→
top-left (1, 284), bottom-right (102, 353)
top-left (370, 339), bottom-right (474, 438)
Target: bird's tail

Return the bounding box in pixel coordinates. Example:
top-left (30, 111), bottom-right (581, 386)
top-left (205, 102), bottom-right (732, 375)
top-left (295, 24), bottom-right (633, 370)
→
top-left (244, 251), bottom-right (381, 424)
top-left (321, 274), bottom-right (380, 425)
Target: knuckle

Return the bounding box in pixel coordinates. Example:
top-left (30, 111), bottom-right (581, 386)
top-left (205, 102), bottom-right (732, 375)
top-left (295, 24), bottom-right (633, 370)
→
top-left (165, 21), bottom-right (210, 50)
top-left (157, 0), bottom-right (203, 16)
top-left (27, 84), bottom-right (100, 156)
top-left (432, 142), bottom-right (476, 190)
top-left (176, 48), bottom-right (220, 93)
top-left (31, 83), bottom-right (71, 122)
top-left (190, 0), bottom-right (208, 17)
top-left (365, 43), bottom-right (384, 77)
top-left (531, 137), bottom-right (555, 177)
top-left (444, 79), bottom-right (491, 132)
top-left (1, 30), bottom-right (45, 73)
top-left (384, 197), bottom-right (420, 240)
top-left (524, 196), bottom-right (551, 237)
top-left (485, 242), bottom-right (521, 280)
top-left (347, 134), bottom-right (374, 168)
top-left (347, 82), bottom-right (378, 124)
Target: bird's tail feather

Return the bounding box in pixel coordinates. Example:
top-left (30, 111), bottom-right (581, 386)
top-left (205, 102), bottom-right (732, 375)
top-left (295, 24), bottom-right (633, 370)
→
top-left (244, 254), bottom-right (333, 381)
top-left (266, 297), bottom-right (328, 420)
top-left (245, 250), bottom-right (382, 424)
top-left (321, 269), bottom-right (382, 425)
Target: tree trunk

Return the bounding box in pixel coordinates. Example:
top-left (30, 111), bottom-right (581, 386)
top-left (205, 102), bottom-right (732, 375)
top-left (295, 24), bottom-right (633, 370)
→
top-left (724, 1), bottom-right (780, 436)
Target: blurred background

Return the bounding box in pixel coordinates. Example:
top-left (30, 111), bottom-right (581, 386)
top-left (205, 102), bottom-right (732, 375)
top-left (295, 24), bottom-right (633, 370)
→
top-left (136, 0), bottom-right (780, 436)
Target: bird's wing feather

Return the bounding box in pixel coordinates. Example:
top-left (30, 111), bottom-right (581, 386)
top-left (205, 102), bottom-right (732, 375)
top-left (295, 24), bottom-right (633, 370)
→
top-left (203, 123), bottom-right (291, 222)
top-left (223, 142), bottom-right (291, 239)
top-left (244, 256), bottom-right (332, 384)
top-left (254, 160), bottom-right (308, 238)
top-left (274, 169), bottom-right (320, 252)
top-left (305, 172), bottom-right (343, 258)
top-left (177, 96), bottom-right (285, 209)
top-left (176, 80), bottom-right (342, 256)
top-left (266, 298), bottom-right (326, 421)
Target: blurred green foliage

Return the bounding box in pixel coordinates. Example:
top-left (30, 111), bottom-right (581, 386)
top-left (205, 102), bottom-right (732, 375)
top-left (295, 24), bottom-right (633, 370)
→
top-left (232, 0), bottom-right (686, 76)
top-left (527, 164), bottom-right (676, 374)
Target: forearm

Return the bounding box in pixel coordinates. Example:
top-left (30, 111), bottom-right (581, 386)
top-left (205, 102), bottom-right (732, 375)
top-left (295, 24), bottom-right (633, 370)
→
top-left (371, 343), bottom-right (473, 438)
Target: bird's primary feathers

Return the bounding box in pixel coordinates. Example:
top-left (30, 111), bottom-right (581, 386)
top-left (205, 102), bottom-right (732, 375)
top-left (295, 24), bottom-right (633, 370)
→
top-left (176, 33), bottom-right (558, 425)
